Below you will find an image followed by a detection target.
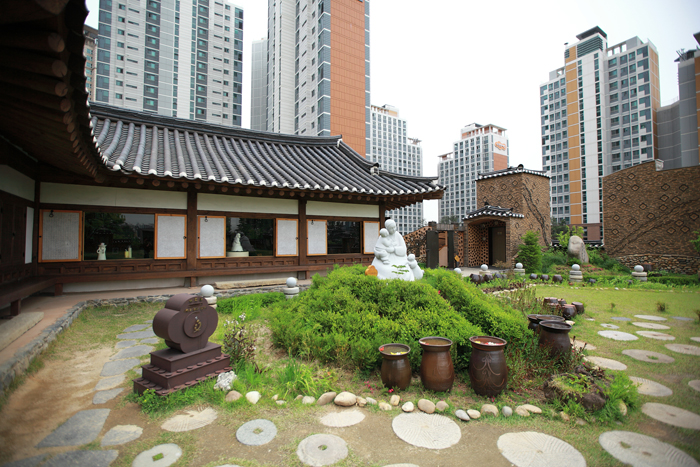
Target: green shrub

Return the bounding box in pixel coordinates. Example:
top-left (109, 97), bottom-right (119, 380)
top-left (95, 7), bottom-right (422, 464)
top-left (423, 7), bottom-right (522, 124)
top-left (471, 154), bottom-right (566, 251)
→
top-left (542, 250), bottom-right (568, 273)
top-left (518, 231), bottom-right (543, 273)
top-left (556, 225), bottom-right (584, 249)
top-left (648, 275), bottom-right (699, 286)
top-left (425, 269), bottom-right (529, 347)
top-left (269, 265), bottom-right (482, 371)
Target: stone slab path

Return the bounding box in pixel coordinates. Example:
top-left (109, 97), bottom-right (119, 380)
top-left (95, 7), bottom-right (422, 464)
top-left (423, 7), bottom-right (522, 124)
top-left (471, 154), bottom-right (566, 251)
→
top-left (629, 377), bottom-right (673, 397)
top-left (642, 403), bottom-right (700, 430)
top-left (635, 315), bottom-right (668, 321)
top-left (320, 409), bottom-right (366, 428)
top-left (622, 349), bottom-right (675, 363)
top-left (296, 434), bottom-right (348, 466)
top-left (585, 356), bottom-right (627, 371)
top-left (132, 443), bottom-right (182, 467)
top-left (235, 419), bottom-right (277, 446)
top-left (598, 330), bottom-right (638, 341)
top-left (100, 425), bottom-right (143, 447)
top-left (599, 431), bottom-right (699, 467)
top-left (632, 322), bottom-right (670, 330)
top-left (391, 413), bottom-right (461, 450)
top-left (36, 409), bottom-right (110, 448)
top-left (636, 331), bottom-right (675, 341)
top-left (161, 408), bottom-right (217, 432)
top-left (665, 344), bottom-right (700, 356)
top-left (496, 431), bottom-right (586, 467)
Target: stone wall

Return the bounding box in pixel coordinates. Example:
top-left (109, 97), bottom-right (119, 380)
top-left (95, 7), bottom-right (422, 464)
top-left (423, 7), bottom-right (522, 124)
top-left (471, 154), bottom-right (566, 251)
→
top-left (616, 254), bottom-right (700, 275)
top-left (603, 161), bottom-right (700, 259)
top-left (404, 225), bottom-right (466, 267)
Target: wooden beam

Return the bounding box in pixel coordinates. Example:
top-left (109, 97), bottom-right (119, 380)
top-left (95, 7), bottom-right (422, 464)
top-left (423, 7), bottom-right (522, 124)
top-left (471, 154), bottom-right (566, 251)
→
top-left (186, 190), bottom-right (197, 270)
top-left (0, 48), bottom-right (67, 78)
top-left (379, 202), bottom-right (386, 227)
top-left (298, 199), bottom-right (307, 268)
top-left (0, 31), bottom-right (65, 53)
top-left (0, 0), bottom-right (70, 24)
top-left (0, 66), bottom-right (68, 96)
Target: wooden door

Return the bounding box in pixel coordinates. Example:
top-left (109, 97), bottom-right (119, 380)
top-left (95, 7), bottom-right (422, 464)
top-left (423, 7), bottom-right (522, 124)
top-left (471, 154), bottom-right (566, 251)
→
top-left (489, 226), bottom-right (506, 265)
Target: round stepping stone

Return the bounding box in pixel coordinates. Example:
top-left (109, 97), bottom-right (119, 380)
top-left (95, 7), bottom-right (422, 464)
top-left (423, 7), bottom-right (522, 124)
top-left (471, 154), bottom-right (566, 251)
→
top-left (585, 356), bottom-right (627, 371)
top-left (110, 345), bottom-right (154, 360)
top-left (629, 377), bottom-right (673, 397)
top-left (391, 412), bottom-right (461, 450)
top-left (123, 324), bottom-right (150, 333)
top-left (94, 374), bottom-right (125, 391)
top-left (42, 451), bottom-right (118, 467)
top-left (622, 349), bottom-right (675, 363)
top-left (92, 388), bottom-right (124, 405)
top-left (673, 317), bottom-right (694, 321)
top-left (320, 409), bottom-right (365, 428)
top-left (632, 322), bottom-right (670, 330)
top-left (599, 430), bottom-right (699, 467)
top-left (642, 403), bottom-right (700, 430)
top-left (611, 317), bottom-right (632, 321)
top-left (572, 340), bottom-right (596, 351)
top-left (116, 330), bottom-right (156, 340)
top-left (497, 431), bottom-right (586, 467)
top-left (236, 419), bottom-right (277, 446)
top-left (297, 434), bottom-right (348, 466)
top-left (691, 337), bottom-right (700, 343)
top-left (689, 380), bottom-right (700, 392)
top-left (37, 409), bottom-right (110, 448)
top-left (133, 443), bottom-right (182, 467)
top-left (598, 330), bottom-right (638, 341)
top-left (601, 323), bottom-right (620, 329)
top-left (140, 337), bottom-right (160, 344)
top-left (115, 340), bottom-right (138, 349)
top-left (383, 465), bottom-right (420, 467)
top-left (665, 344), bottom-right (700, 356)
top-left (100, 358), bottom-right (140, 377)
top-left (101, 424), bottom-right (143, 447)
top-left (635, 315), bottom-right (667, 322)
top-left (161, 408), bottom-right (217, 432)
top-left (637, 331), bottom-right (675, 341)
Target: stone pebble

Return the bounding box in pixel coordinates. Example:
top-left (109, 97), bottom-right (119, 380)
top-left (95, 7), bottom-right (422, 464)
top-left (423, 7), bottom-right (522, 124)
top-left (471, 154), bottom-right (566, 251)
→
top-left (389, 394), bottom-right (401, 406)
top-left (246, 391), bottom-right (261, 404)
top-left (502, 406), bottom-right (513, 417)
top-left (455, 409), bottom-right (470, 421)
top-left (436, 401), bottom-right (448, 412)
top-left (365, 397), bottom-right (377, 405)
top-left (302, 396), bottom-right (316, 405)
top-left (402, 402), bottom-right (414, 412)
top-left (379, 402), bottom-right (392, 411)
top-left (467, 409), bottom-right (481, 419)
top-left (515, 406), bottom-right (530, 417)
top-left (357, 397), bottom-right (367, 407)
top-left (225, 391), bottom-right (242, 402)
top-left (334, 391), bottom-right (356, 407)
top-left (417, 399), bottom-right (435, 414)
top-left (481, 404), bottom-right (498, 417)
top-left (521, 404), bottom-right (542, 414)
top-left (317, 391), bottom-right (336, 406)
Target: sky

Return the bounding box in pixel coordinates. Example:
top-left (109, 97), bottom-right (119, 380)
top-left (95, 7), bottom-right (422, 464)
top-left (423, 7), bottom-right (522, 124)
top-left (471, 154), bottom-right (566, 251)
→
top-left (85, 0), bottom-right (700, 223)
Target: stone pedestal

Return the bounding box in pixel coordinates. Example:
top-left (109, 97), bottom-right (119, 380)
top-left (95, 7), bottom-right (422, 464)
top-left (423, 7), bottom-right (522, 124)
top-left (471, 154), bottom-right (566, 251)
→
top-left (204, 295), bottom-right (217, 309)
top-left (631, 271), bottom-right (648, 282)
top-left (569, 271), bottom-right (583, 283)
top-left (226, 251), bottom-right (249, 257)
top-left (479, 270), bottom-right (491, 276)
top-left (283, 287), bottom-right (299, 299)
top-left (513, 268), bottom-right (526, 276)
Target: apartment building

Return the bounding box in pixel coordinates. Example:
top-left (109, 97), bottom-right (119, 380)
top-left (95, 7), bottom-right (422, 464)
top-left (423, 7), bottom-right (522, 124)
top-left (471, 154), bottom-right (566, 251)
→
top-left (84, 25), bottom-right (99, 100)
top-left (250, 38), bottom-right (268, 131)
top-left (438, 123), bottom-right (509, 221)
top-left (263, 0), bottom-right (370, 156)
top-left (367, 105), bottom-right (424, 234)
top-left (95, 0), bottom-right (243, 126)
top-left (540, 26), bottom-right (659, 241)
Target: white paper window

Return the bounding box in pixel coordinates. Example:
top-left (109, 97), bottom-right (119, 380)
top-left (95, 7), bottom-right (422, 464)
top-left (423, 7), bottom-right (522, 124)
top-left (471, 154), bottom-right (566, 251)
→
top-left (155, 214), bottom-right (187, 259)
top-left (363, 221), bottom-right (380, 254)
top-left (307, 219), bottom-right (327, 255)
top-left (40, 210), bottom-right (81, 262)
top-left (198, 215), bottom-right (226, 258)
top-left (25, 207), bottom-right (34, 264)
top-left (276, 218), bottom-right (298, 256)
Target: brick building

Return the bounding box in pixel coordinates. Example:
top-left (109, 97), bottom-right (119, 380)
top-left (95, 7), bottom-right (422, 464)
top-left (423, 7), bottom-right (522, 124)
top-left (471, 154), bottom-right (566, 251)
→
top-left (464, 166), bottom-right (551, 267)
top-left (603, 160), bottom-right (700, 274)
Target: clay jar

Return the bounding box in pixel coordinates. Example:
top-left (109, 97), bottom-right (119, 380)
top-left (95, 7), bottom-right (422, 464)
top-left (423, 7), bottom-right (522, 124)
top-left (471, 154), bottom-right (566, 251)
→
top-left (572, 302), bottom-right (584, 314)
top-left (468, 336), bottom-right (508, 397)
top-left (419, 337), bottom-right (454, 392)
top-left (561, 304), bottom-right (577, 320)
top-left (531, 314), bottom-right (564, 334)
top-left (538, 320), bottom-right (572, 356)
top-left (379, 344), bottom-right (411, 391)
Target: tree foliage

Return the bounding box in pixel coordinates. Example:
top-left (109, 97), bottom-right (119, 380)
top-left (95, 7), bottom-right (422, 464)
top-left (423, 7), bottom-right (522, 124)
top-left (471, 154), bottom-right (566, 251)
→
top-left (518, 230), bottom-right (543, 273)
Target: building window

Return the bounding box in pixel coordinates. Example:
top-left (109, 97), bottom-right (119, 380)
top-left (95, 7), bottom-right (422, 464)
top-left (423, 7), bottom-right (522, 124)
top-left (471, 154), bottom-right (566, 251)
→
top-left (226, 218), bottom-right (273, 256)
top-left (83, 212), bottom-right (155, 260)
top-left (327, 221), bottom-right (360, 254)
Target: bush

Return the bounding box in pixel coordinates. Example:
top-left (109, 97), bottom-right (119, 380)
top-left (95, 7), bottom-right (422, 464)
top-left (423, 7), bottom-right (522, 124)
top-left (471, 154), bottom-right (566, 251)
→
top-left (556, 225), bottom-right (584, 249)
top-left (425, 268), bottom-right (529, 348)
top-left (518, 231), bottom-right (543, 273)
top-left (542, 249), bottom-right (568, 273)
top-left (269, 265), bottom-right (482, 372)
top-left (648, 275), bottom-right (699, 286)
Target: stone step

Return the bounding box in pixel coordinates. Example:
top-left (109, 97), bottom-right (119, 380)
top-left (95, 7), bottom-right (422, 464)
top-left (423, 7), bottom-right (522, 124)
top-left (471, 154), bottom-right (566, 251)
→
top-left (214, 278), bottom-right (286, 289)
top-left (0, 312), bottom-right (44, 352)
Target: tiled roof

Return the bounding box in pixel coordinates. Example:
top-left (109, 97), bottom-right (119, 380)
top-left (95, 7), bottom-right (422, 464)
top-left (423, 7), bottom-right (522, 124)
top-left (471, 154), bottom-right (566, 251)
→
top-left (464, 205), bottom-right (524, 220)
top-left (478, 164), bottom-right (549, 180)
top-left (90, 104), bottom-right (444, 198)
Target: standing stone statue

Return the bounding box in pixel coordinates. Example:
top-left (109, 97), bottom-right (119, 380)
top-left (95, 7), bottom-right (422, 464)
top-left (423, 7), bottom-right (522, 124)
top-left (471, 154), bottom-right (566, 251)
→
top-left (368, 220), bottom-right (423, 281)
top-left (97, 243), bottom-right (107, 261)
top-left (567, 235), bottom-right (589, 263)
top-left (232, 233), bottom-right (244, 252)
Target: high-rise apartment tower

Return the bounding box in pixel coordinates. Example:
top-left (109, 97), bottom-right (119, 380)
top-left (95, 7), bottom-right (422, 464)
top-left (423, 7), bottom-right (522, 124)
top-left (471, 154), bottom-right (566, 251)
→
top-left (540, 27), bottom-right (659, 241)
top-left (367, 104), bottom-right (424, 234)
top-left (84, 25), bottom-right (98, 100)
top-left (263, 0), bottom-right (370, 156)
top-left (250, 38), bottom-right (268, 131)
top-left (95, 0), bottom-right (244, 126)
top-left (438, 123), bottom-right (509, 221)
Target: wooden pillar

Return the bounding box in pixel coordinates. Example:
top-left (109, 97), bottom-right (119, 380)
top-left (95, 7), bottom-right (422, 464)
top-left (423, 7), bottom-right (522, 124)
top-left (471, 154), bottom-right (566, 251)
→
top-left (298, 199), bottom-right (307, 278)
top-left (186, 190), bottom-right (197, 273)
top-left (33, 165), bottom-right (41, 276)
top-left (379, 202), bottom-right (386, 227)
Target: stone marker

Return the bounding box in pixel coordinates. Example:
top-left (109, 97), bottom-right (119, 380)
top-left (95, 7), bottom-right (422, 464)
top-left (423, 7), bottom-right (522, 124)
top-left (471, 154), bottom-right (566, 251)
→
top-left (632, 322), bottom-right (670, 330)
top-left (236, 419), bottom-right (277, 445)
top-left (334, 391), bottom-right (357, 406)
top-left (123, 324), bottom-right (150, 333)
top-left (94, 374), bottom-right (125, 391)
top-left (585, 356), bottom-right (628, 371)
top-left (665, 344), bottom-right (700, 356)
top-left (417, 399), bottom-right (435, 414)
top-left (634, 315), bottom-right (667, 322)
top-left (42, 451), bottom-right (118, 467)
top-left (316, 391), bottom-right (336, 406)
top-left (392, 413), bottom-right (461, 449)
top-left (598, 330), bottom-right (638, 341)
top-left (320, 410), bottom-right (366, 428)
top-left (467, 409), bottom-right (481, 419)
top-left (101, 425), bottom-right (143, 447)
top-left (599, 430), bottom-right (699, 467)
top-left (161, 408), bottom-right (217, 432)
top-left (481, 404), bottom-right (498, 417)
top-left (246, 391), bottom-right (261, 404)
top-left (37, 409), bottom-right (110, 448)
top-left (93, 388), bottom-right (124, 405)
top-left (297, 434), bottom-right (348, 466)
top-left (497, 431), bottom-right (586, 467)
top-left (642, 403), bottom-right (700, 430)
top-left (110, 345), bottom-right (154, 361)
top-left (622, 349), bottom-right (675, 363)
top-left (401, 402), bottom-right (414, 412)
top-left (629, 377), bottom-right (672, 397)
top-left (101, 358), bottom-right (140, 377)
top-left (132, 443), bottom-right (182, 467)
top-left (455, 409), bottom-right (470, 421)
top-left (637, 331), bottom-right (675, 341)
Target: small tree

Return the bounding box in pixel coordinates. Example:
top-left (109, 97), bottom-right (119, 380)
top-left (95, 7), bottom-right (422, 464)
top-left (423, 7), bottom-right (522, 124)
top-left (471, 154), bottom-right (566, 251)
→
top-left (557, 225), bottom-right (585, 249)
top-left (518, 230), bottom-right (543, 273)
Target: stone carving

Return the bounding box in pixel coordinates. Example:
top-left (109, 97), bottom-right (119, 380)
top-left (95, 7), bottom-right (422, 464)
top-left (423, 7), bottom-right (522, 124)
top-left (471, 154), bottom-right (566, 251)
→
top-left (227, 232), bottom-right (249, 257)
top-left (97, 243), bottom-right (107, 261)
top-left (567, 236), bottom-right (589, 263)
top-left (370, 220), bottom-right (423, 281)
top-left (232, 233), bottom-right (244, 252)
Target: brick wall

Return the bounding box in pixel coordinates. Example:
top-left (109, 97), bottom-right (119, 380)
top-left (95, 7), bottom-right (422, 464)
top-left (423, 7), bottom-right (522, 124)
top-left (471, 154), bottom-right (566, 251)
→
top-left (404, 225), bottom-right (466, 266)
top-left (603, 161), bottom-right (700, 260)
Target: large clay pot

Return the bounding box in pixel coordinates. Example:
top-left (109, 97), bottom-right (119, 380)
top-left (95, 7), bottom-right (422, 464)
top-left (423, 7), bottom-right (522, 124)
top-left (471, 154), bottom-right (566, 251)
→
top-left (527, 314), bottom-right (540, 333)
top-left (572, 302), bottom-right (584, 314)
top-left (468, 336), bottom-right (508, 397)
top-left (543, 297), bottom-right (558, 306)
top-left (561, 304), bottom-right (577, 320)
top-left (419, 337), bottom-right (454, 392)
top-left (379, 343), bottom-right (411, 390)
top-left (539, 321), bottom-right (572, 356)
top-left (470, 274), bottom-right (482, 284)
top-left (553, 275), bottom-right (563, 283)
top-left (532, 314), bottom-right (564, 334)
top-left (557, 298), bottom-right (567, 307)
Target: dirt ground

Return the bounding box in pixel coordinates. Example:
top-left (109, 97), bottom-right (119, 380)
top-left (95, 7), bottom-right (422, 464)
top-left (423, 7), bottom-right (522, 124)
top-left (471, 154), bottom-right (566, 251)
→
top-left (0, 342), bottom-right (516, 467)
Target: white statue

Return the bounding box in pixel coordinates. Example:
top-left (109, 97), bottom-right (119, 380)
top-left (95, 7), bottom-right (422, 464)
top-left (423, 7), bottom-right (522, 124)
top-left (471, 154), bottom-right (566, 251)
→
top-left (97, 243), bottom-right (107, 261)
top-left (371, 219), bottom-right (423, 281)
top-left (232, 233), bottom-right (244, 252)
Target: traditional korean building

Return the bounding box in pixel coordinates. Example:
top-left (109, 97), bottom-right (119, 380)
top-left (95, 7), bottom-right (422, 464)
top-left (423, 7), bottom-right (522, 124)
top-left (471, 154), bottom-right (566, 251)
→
top-left (0, 0), bottom-right (444, 311)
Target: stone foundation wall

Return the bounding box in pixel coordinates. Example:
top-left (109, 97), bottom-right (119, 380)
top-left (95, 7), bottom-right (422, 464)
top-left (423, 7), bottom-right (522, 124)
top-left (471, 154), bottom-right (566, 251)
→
top-left (615, 254), bottom-right (700, 275)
